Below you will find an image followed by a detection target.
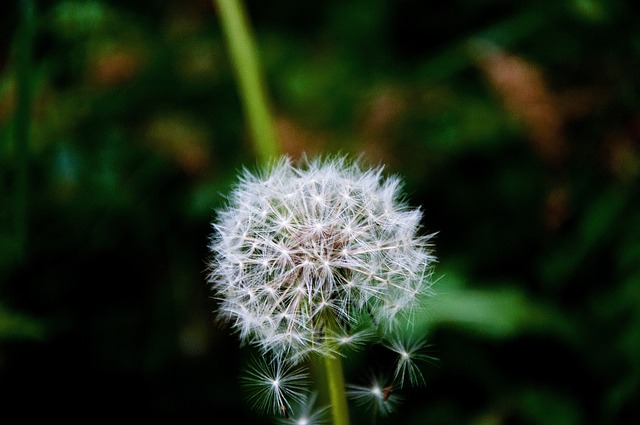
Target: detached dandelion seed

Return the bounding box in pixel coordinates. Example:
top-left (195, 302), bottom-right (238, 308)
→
top-left (276, 393), bottom-right (329, 425)
top-left (334, 328), bottom-right (375, 354)
top-left (385, 335), bottom-right (433, 388)
top-left (242, 357), bottom-right (310, 416)
top-left (347, 375), bottom-right (402, 416)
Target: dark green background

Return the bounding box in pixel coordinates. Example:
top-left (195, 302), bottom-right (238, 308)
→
top-left (1, 0), bottom-right (639, 423)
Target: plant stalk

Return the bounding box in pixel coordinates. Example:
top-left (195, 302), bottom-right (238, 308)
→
top-left (213, 0), bottom-right (280, 163)
top-left (324, 353), bottom-right (351, 425)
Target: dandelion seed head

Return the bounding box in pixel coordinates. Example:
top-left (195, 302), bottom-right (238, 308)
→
top-left (208, 155), bottom-right (436, 359)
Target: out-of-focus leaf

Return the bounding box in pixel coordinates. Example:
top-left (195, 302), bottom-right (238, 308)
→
top-left (417, 269), bottom-right (573, 339)
top-left (516, 387), bottom-right (582, 425)
top-left (416, 7), bottom-right (552, 84)
top-left (572, 0), bottom-right (608, 23)
top-left (539, 188), bottom-right (628, 286)
top-left (415, 91), bottom-right (517, 154)
top-left (0, 304), bottom-right (45, 341)
top-left (50, 0), bottom-right (111, 39)
top-left (0, 235), bottom-right (18, 271)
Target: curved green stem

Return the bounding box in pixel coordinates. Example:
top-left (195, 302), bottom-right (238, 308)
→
top-left (324, 354), bottom-right (351, 425)
top-left (213, 0), bottom-right (280, 163)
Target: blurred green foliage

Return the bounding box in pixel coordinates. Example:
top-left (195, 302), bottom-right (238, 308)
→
top-left (1, 0), bottom-right (640, 423)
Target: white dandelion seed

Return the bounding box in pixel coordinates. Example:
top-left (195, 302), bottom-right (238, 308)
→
top-left (384, 335), bottom-right (435, 388)
top-left (242, 357), bottom-right (310, 416)
top-left (208, 155), bottom-right (436, 360)
top-left (347, 375), bottom-right (402, 416)
top-left (333, 327), bottom-right (376, 354)
top-left (275, 392), bottom-right (329, 425)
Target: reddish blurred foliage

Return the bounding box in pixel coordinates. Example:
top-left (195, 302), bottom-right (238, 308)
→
top-left (162, 0), bottom-right (212, 41)
top-left (544, 184), bottom-right (570, 231)
top-left (475, 44), bottom-right (569, 167)
top-left (603, 124), bottom-right (640, 183)
top-left (275, 115), bottom-right (326, 159)
top-left (143, 113), bottom-right (212, 175)
top-left (88, 47), bottom-right (142, 87)
top-left (0, 79), bottom-right (15, 125)
top-left (355, 85), bottom-right (407, 166)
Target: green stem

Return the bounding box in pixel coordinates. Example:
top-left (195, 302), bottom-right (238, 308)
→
top-left (324, 354), bottom-right (351, 425)
top-left (213, 0), bottom-right (280, 163)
